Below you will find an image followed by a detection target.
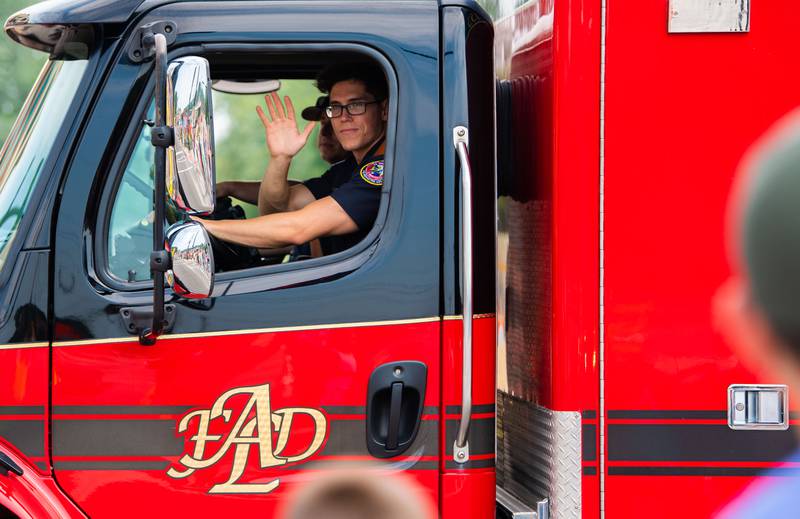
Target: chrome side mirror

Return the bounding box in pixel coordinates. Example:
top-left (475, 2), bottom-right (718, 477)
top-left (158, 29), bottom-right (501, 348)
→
top-left (166, 56), bottom-right (216, 215)
top-left (166, 221), bottom-right (214, 299)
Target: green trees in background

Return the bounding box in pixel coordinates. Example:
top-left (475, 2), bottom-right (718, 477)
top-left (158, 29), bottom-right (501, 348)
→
top-left (0, 0), bottom-right (328, 220)
top-left (0, 0), bottom-right (48, 149)
top-left (214, 83), bottom-right (328, 218)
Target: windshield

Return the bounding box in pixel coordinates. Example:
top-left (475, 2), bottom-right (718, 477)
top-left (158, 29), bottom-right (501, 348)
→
top-left (0, 59), bottom-right (88, 272)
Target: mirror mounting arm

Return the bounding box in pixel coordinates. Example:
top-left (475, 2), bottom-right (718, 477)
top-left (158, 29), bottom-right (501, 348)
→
top-left (140, 32), bottom-right (170, 347)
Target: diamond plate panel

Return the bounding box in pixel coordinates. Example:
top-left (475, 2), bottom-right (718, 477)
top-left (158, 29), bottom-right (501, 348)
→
top-left (497, 393), bottom-right (581, 518)
top-left (551, 411), bottom-right (582, 518)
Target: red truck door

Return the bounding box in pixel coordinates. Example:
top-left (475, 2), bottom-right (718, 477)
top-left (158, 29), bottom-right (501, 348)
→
top-left (48, 2), bottom-right (442, 516)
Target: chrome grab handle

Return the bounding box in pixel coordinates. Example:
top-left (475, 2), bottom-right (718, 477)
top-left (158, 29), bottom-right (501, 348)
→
top-left (453, 126), bottom-right (472, 463)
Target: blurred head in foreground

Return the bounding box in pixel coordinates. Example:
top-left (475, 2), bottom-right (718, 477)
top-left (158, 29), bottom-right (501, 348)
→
top-left (715, 110), bottom-right (800, 518)
top-left (716, 110), bottom-right (800, 390)
top-left (279, 468), bottom-right (434, 519)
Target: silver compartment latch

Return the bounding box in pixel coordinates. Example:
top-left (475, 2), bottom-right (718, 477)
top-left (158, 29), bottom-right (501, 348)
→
top-left (728, 384), bottom-right (788, 430)
top-left (668, 0), bottom-right (750, 33)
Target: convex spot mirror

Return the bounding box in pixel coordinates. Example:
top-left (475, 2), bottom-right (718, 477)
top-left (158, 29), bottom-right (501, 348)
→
top-left (166, 221), bottom-right (214, 299)
top-left (166, 56), bottom-right (216, 215)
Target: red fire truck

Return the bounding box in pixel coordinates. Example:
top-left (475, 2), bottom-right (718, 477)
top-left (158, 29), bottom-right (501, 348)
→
top-left (0, 0), bottom-right (791, 517)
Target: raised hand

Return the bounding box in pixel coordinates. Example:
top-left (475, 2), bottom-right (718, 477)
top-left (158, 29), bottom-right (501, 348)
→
top-left (256, 92), bottom-right (316, 160)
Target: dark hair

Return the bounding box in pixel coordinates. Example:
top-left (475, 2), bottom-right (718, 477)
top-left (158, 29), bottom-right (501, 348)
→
top-left (316, 62), bottom-right (388, 101)
top-left (742, 120), bottom-right (800, 352)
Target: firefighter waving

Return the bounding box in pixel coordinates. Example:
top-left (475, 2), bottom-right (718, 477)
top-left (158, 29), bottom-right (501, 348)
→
top-left (197, 63), bottom-right (389, 257)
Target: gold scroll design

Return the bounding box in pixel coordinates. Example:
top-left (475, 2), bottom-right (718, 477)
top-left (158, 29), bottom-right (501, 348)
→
top-left (166, 383), bottom-right (327, 494)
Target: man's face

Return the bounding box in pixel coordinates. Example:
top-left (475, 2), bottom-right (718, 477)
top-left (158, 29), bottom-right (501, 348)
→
top-left (328, 79), bottom-right (387, 158)
top-left (317, 117), bottom-right (347, 164)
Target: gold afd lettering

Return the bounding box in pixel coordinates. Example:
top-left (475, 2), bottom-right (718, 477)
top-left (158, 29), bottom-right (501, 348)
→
top-left (167, 383), bottom-right (327, 494)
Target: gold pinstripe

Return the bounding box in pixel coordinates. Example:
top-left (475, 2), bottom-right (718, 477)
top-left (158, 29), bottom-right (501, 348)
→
top-left (0, 314), bottom-right (495, 350)
top-left (52, 316), bottom-right (442, 348)
top-left (443, 313), bottom-right (496, 321)
top-left (0, 341), bottom-right (49, 351)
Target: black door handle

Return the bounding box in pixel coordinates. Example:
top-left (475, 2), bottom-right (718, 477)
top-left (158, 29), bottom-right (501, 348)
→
top-left (366, 361), bottom-right (427, 458)
top-left (386, 382), bottom-right (403, 450)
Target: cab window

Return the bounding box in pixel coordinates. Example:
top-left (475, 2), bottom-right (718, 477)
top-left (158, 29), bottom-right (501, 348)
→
top-left (105, 53), bottom-right (390, 284)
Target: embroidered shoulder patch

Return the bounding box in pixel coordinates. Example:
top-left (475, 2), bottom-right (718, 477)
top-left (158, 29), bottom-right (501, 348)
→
top-left (359, 160), bottom-right (384, 186)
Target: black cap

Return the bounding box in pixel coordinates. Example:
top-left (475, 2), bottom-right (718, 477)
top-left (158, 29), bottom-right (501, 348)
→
top-left (301, 96), bottom-right (328, 121)
top-left (741, 117), bottom-right (800, 347)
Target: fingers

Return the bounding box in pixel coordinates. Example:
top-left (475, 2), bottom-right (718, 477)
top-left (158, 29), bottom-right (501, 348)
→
top-left (261, 92), bottom-right (296, 125)
top-left (271, 92), bottom-right (286, 118)
top-left (284, 96), bottom-right (296, 121)
top-left (256, 105), bottom-right (269, 128)
top-left (264, 93), bottom-right (278, 122)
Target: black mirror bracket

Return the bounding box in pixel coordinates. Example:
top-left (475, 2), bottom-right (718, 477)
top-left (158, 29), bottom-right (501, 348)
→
top-left (151, 126), bottom-right (174, 148)
top-left (140, 31), bottom-right (170, 346)
top-left (150, 250), bottom-right (171, 273)
top-left (127, 20), bottom-right (178, 63)
top-left (122, 304), bottom-right (177, 342)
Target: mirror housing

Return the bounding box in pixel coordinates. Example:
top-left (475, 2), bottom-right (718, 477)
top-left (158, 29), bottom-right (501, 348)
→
top-left (166, 56), bottom-right (216, 215)
top-left (166, 221), bottom-right (214, 299)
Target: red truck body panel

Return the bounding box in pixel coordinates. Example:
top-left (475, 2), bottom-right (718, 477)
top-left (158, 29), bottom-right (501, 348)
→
top-left (51, 321), bottom-right (442, 517)
top-left (0, 439), bottom-right (84, 519)
top-left (604, 1), bottom-right (800, 516)
top-left (0, 348), bottom-right (49, 476)
top-left (441, 317), bottom-right (496, 519)
top-left (495, 0), bottom-right (799, 516)
top-left (495, 0), bottom-right (601, 515)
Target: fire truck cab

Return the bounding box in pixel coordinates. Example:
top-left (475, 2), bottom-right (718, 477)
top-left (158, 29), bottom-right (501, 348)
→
top-left (0, 0), bottom-right (797, 518)
top-left (0, 0), bottom-right (495, 517)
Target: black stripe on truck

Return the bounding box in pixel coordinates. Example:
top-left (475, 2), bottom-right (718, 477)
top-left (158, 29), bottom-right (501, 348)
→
top-left (608, 466), bottom-right (800, 477)
top-left (608, 424), bottom-right (797, 462)
top-left (445, 416), bottom-right (495, 456)
top-left (0, 421), bottom-right (44, 457)
top-left (582, 424), bottom-right (597, 461)
top-left (51, 416), bottom-right (441, 469)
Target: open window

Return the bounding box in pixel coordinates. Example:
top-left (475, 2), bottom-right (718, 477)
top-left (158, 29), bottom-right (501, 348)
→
top-left (101, 49), bottom-right (393, 287)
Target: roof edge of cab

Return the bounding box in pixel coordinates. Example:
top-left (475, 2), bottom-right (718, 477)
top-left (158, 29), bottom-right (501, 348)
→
top-left (4, 0), bottom-right (153, 58)
top-left (7, 0), bottom-right (146, 26)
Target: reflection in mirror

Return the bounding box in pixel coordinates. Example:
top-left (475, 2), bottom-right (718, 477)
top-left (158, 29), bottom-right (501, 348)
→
top-left (166, 56), bottom-right (216, 215)
top-left (166, 221), bottom-right (214, 299)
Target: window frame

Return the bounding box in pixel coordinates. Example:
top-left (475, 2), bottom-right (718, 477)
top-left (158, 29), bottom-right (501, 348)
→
top-left (94, 42), bottom-right (399, 295)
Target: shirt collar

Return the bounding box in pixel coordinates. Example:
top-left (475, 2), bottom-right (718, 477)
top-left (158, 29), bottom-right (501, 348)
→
top-left (358, 135), bottom-right (386, 167)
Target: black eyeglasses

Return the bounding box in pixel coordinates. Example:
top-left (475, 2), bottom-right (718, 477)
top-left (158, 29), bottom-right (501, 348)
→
top-left (325, 99), bottom-right (382, 118)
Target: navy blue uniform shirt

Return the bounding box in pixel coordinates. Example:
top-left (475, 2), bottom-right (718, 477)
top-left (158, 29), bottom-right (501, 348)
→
top-left (303, 137), bottom-right (385, 255)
